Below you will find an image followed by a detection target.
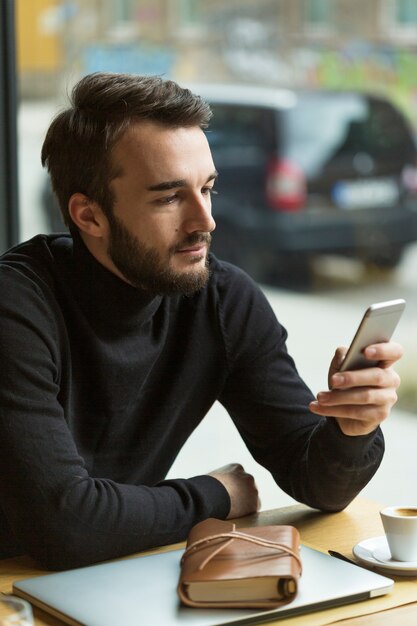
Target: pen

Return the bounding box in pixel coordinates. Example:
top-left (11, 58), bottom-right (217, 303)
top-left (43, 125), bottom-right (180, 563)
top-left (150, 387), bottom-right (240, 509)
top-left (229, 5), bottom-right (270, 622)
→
top-left (328, 550), bottom-right (356, 564)
top-left (328, 550), bottom-right (372, 570)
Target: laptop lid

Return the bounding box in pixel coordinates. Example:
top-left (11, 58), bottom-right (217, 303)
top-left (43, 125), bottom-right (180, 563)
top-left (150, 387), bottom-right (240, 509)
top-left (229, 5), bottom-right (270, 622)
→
top-left (13, 545), bottom-right (393, 626)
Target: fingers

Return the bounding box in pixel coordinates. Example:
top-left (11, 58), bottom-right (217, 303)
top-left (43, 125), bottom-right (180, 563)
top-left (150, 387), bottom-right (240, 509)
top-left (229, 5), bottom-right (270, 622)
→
top-left (315, 384), bottom-right (398, 410)
top-left (310, 394), bottom-right (395, 435)
top-left (362, 341), bottom-right (404, 369)
top-left (312, 368), bottom-right (400, 415)
top-left (312, 362), bottom-right (401, 436)
top-left (329, 365), bottom-right (401, 392)
top-left (208, 462), bottom-right (244, 475)
top-left (332, 346), bottom-right (348, 370)
top-left (208, 463), bottom-right (260, 519)
top-left (311, 390), bottom-right (397, 420)
top-left (327, 347), bottom-right (348, 386)
top-left (329, 342), bottom-right (404, 382)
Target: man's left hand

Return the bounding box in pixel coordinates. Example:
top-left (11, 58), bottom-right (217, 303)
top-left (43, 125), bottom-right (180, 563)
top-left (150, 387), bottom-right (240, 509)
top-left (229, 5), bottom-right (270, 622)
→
top-left (309, 341), bottom-right (403, 436)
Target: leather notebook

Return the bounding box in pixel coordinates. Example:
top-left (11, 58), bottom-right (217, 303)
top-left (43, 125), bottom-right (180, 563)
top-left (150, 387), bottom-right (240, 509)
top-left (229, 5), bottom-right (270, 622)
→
top-left (177, 518), bottom-right (302, 609)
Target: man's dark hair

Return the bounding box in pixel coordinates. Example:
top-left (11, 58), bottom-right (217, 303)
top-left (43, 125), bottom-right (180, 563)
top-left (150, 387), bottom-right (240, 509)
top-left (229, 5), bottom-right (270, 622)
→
top-left (41, 72), bottom-right (212, 226)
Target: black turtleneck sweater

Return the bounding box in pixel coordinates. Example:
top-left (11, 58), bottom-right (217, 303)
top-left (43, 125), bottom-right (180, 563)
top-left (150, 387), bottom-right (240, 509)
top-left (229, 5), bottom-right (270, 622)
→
top-left (0, 233), bottom-right (383, 570)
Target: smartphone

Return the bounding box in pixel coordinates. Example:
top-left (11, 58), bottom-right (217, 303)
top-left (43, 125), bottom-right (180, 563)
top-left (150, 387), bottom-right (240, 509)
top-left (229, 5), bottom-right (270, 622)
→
top-left (339, 298), bottom-right (406, 372)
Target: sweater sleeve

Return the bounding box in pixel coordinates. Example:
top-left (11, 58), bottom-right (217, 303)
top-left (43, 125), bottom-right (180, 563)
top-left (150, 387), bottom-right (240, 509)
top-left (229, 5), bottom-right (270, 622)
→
top-left (216, 264), bottom-right (384, 512)
top-left (0, 267), bottom-right (230, 570)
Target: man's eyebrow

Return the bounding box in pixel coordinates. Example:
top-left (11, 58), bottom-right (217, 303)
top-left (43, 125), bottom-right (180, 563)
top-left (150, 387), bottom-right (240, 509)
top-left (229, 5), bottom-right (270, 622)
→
top-left (147, 170), bottom-right (218, 192)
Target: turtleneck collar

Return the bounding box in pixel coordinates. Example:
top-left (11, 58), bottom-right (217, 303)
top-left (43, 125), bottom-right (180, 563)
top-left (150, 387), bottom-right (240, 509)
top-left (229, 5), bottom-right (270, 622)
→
top-left (58, 231), bottom-right (163, 330)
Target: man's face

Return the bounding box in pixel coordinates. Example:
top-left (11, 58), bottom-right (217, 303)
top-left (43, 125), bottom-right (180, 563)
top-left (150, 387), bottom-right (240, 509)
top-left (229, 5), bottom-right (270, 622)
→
top-left (104, 121), bottom-right (217, 296)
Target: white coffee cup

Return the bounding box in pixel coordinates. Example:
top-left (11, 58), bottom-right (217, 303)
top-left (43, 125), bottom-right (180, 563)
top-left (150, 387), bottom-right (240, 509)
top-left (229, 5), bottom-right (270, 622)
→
top-left (0, 596), bottom-right (33, 625)
top-left (380, 505), bottom-right (417, 562)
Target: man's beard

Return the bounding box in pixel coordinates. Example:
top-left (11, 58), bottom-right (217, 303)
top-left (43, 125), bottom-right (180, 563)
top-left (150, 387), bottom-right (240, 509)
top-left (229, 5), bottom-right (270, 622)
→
top-left (106, 213), bottom-right (211, 296)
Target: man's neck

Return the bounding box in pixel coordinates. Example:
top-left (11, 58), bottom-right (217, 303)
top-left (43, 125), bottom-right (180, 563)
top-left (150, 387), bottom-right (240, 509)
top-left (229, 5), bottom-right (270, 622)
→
top-left (77, 229), bottom-right (132, 287)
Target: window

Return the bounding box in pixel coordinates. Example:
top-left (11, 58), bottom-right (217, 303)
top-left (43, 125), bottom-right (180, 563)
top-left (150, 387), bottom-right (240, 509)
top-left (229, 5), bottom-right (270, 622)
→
top-left (172, 0), bottom-right (205, 37)
top-left (112, 0), bottom-right (134, 22)
top-left (305, 0), bottom-right (330, 24)
top-left (0, 0), bottom-right (19, 252)
top-left (178, 0), bottom-right (201, 26)
top-left (395, 0), bottom-right (417, 25)
top-left (385, 0), bottom-right (417, 37)
top-left (304, 0), bottom-right (333, 33)
top-left (208, 105), bottom-right (271, 155)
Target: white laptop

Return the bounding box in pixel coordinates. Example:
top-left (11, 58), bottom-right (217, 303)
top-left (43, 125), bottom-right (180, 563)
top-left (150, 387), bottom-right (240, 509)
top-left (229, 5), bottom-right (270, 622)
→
top-left (13, 544), bottom-right (393, 626)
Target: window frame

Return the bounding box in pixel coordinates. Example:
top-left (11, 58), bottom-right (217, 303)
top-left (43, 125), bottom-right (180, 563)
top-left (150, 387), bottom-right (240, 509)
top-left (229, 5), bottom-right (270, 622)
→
top-left (303, 0), bottom-right (334, 37)
top-left (383, 0), bottom-right (417, 40)
top-left (0, 0), bottom-right (19, 252)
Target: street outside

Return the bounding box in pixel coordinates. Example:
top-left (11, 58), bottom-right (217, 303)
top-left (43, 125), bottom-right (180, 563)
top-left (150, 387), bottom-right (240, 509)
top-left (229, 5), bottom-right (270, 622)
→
top-left (19, 100), bottom-right (417, 513)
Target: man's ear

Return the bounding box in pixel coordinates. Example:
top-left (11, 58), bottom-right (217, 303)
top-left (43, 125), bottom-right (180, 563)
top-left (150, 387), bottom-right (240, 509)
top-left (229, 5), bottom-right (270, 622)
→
top-left (68, 193), bottom-right (108, 237)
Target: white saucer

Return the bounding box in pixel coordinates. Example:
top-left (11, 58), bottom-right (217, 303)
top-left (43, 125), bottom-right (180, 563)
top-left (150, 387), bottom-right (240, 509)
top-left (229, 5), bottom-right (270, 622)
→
top-left (353, 535), bottom-right (417, 576)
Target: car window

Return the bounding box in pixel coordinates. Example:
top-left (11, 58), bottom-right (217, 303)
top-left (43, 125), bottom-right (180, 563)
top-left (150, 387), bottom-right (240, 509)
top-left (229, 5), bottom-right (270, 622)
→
top-left (206, 105), bottom-right (273, 166)
top-left (283, 94), bottom-right (416, 175)
top-left (359, 99), bottom-right (414, 154)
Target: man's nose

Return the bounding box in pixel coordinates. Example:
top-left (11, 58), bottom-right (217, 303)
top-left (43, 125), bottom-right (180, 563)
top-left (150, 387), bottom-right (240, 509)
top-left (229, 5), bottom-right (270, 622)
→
top-left (184, 195), bottom-right (216, 233)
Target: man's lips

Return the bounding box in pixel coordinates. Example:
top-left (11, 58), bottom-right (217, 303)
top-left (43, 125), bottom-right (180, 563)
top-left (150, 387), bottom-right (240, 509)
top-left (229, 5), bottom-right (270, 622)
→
top-left (176, 244), bottom-right (207, 255)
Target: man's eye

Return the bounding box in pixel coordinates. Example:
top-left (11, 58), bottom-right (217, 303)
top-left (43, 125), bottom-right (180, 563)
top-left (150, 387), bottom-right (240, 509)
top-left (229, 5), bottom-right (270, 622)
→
top-left (203, 187), bottom-right (218, 196)
top-left (159, 194), bottom-right (178, 204)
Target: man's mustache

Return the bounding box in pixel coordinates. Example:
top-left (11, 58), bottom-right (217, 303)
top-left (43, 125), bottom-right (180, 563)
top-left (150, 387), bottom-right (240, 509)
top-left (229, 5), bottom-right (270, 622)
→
top-left (172, 233), bottom-right (212, 253)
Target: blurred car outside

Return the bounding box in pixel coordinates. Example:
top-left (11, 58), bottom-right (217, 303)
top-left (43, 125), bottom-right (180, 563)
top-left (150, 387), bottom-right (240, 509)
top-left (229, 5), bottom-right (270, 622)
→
top-left (194, 84), bottom-right (417, 286)
top-left (42, 84), bottom-right (417, 287)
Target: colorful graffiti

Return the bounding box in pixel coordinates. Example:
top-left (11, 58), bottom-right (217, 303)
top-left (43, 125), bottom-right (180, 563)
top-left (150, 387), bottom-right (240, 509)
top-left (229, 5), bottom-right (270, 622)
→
top-left (309, 44), bottom-right (417, 130)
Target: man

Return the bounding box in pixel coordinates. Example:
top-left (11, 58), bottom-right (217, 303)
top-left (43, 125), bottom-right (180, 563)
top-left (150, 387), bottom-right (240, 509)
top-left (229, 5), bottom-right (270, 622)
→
top-left (0, 73), bottom-right (401, 570)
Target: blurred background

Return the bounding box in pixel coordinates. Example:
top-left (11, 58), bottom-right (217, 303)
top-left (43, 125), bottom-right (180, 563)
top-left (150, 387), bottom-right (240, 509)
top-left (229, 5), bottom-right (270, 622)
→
top-left (3, 0), bottom-right (417, 506)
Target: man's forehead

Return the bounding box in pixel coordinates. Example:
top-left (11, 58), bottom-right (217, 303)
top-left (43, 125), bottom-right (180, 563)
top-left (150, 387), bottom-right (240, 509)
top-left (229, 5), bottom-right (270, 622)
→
top-left (109, 122), bottom-right (215, 185)
top-left (115, 120), bottom-right (207, 150)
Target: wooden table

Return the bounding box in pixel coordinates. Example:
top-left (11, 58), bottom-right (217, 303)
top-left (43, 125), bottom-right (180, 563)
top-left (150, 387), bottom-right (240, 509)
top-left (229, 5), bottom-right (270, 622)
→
top-left (2, 497), bottom-right (417, 625)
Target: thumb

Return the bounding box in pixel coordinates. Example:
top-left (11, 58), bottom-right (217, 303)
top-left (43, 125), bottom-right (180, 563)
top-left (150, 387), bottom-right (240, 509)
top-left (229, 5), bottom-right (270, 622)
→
top-left (328, 346), bottom-right (347, 388)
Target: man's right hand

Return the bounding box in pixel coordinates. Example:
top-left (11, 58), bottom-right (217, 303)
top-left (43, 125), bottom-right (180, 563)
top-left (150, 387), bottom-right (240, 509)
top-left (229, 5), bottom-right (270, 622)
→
top-left (208, 463), bottom-right (261, 519)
